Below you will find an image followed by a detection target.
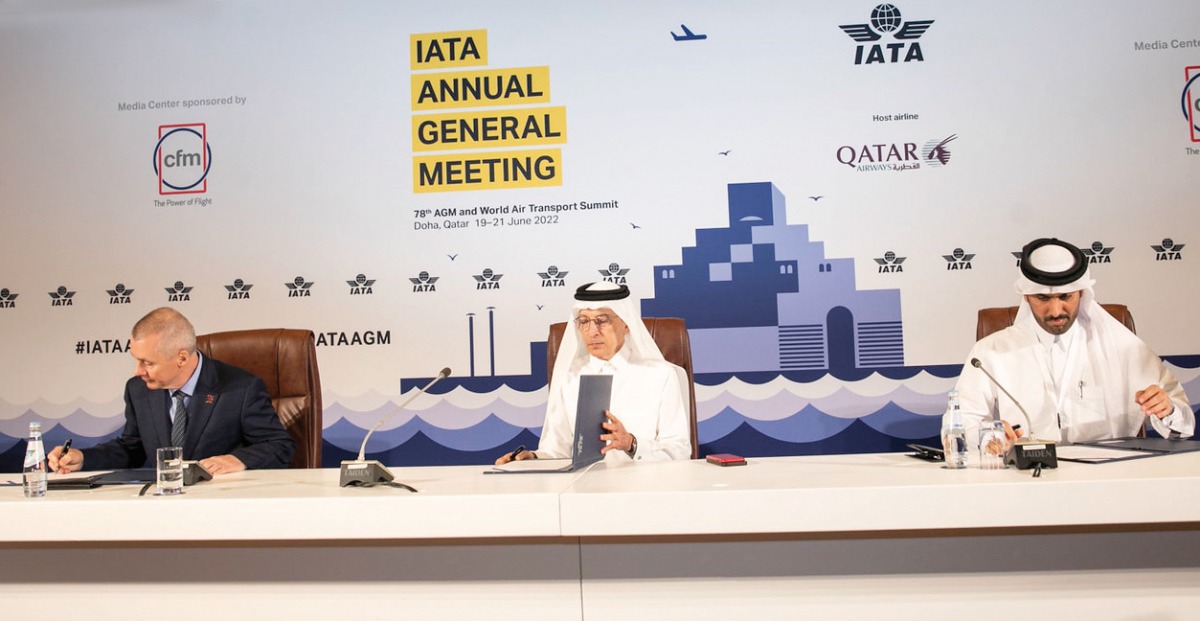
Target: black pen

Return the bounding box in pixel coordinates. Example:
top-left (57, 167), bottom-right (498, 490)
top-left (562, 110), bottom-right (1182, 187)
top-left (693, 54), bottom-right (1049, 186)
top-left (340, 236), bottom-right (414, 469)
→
top-left (58, 438), bottom-right (73, 469)
top-left (507, 445), bottom-right (525, 462)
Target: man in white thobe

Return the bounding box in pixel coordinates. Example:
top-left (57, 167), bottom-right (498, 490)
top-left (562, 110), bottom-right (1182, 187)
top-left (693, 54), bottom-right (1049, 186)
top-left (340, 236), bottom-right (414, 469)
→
top-left (496, 282), bottom-right (692, 464)
top-left (949, 238), bottom-right (1194, 445)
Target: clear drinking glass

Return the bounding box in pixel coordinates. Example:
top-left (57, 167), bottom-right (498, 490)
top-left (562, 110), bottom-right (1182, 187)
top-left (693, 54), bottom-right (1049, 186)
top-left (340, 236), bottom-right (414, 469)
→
top-left (978, 420), bottom-right (1011, 470)
top-left (156, 446), bottom-right (184, 495)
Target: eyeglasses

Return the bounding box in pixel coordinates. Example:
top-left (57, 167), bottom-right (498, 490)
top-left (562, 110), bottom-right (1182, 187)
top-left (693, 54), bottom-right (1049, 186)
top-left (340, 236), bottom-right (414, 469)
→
top-left (575, 315), bottom-right (616, 331)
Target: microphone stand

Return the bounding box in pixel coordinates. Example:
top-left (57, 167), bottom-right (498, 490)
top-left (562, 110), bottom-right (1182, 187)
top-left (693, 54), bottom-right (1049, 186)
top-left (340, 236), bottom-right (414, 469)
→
top-left (970, 359), bottom-right (1057, 472)
top-left (339, 368), bottom-right (451, 488)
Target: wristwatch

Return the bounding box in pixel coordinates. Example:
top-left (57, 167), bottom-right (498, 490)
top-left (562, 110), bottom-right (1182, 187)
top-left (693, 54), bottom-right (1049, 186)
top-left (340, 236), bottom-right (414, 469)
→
top-left (626, 435), bottom-right (638, 458)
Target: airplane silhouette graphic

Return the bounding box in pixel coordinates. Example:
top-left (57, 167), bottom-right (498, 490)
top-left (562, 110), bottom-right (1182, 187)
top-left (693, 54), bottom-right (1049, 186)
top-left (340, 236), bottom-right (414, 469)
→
top-left (671, 24), bottom-right (707, 41)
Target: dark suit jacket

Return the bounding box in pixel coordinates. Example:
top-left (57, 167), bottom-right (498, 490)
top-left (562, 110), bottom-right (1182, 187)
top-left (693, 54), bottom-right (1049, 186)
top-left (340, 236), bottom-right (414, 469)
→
top-left (82, 356), bottom-right (295, 470)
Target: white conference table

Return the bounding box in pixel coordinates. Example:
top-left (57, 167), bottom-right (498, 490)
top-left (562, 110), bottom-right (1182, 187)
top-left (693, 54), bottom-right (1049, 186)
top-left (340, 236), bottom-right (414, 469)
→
top-left (2, 452), bottom-right (1198, 620)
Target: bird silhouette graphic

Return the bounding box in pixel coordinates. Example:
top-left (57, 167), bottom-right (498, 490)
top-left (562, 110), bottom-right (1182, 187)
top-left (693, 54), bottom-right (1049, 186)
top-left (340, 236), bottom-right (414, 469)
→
top-left (718, 150), bottom-right (731, 156)
top-left (630, 222), bottom-right (642, 230)
top-left (808, 196), bottom-right (824, 201)
top-left (447, 253), bottom-right (458, 261)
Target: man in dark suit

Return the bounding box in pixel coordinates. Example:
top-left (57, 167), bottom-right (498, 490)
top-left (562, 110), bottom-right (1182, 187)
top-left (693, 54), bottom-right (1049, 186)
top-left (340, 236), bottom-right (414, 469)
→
top-left (48, 307), bottom-right (294, 474)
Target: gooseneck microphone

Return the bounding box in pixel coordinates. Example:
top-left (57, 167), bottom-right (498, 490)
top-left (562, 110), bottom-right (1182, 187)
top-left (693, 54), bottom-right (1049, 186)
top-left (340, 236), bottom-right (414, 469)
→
top-left (339, 367), bottom-right (451, 488)
top-left (970, 358), bottom-right (1034, 430)
top-left (970, 358), bottom-right (1057, 471)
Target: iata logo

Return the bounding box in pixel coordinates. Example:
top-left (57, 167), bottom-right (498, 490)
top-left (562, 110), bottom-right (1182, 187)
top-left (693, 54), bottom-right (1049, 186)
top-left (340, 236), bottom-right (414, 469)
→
top-left (0, 288), bottom-right (17, 309)
top-left (286, 276), bottom-right (315, 297)
top-left (154, 123), bottom-right (212, 195)
top-left (49, 285), bottom-right (76, 307)
top-left (473, 269), bottom-right (503, 290)
top-left (942, 247), bottom-right (975, 271)
top-left (106, 283), bottom-right (134, 305)
top-left (1152, 238), bottom-right (1184, 261)
top-left (874, 251), bottom-right (906, 273)
top-left (225, 279), bottom-right (253, 300)
top-left (839, 4), bottom-right (934, 65)
top-left (346, 274), bottom-right (376, 295)
top-left (410, 271), bottom-right (439, 293)
top-left (1082, 241), bottom-right (1115, 264)
top-left (598, 262), bottom-right (630, 284)
top-left (538, 265), bottom-right (569, 287)
top-left (164, 281), bottom-right (193, 302)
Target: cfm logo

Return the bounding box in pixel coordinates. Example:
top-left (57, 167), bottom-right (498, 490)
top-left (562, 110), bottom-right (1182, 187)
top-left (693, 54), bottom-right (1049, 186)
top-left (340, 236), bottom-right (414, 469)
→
top-left (154, 123), bottom-right (212, 195)
top-left (839, 4), bottom-right (934, 65)
top-left (1184, 66), bottom-right (1200, 142)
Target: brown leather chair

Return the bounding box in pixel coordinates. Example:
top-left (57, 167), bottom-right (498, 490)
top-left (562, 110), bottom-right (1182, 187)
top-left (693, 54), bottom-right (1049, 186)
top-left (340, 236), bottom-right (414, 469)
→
top-left (195, 328), bottom-right (322, 468)
top-left (547, 317), bottom-right (699, 459)
top-left (976, 304), bottom-right (1135, 341)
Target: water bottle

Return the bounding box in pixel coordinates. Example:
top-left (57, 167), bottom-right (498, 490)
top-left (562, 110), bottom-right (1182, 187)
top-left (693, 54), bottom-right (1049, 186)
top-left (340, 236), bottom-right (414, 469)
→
top-left (23, 421), bottom-right (47, 497)
top-left (942, 390), bottom-right (968, 469)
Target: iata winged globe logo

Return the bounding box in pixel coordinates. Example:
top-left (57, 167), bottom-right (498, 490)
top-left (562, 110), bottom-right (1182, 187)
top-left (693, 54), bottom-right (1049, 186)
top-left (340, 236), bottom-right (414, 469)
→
top-left (839, 4), bottom-right (934, 65)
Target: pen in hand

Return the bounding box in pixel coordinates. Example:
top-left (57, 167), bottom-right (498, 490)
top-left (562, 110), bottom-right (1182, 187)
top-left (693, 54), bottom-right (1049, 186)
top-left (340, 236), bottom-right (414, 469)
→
top-left (507, 445), bottom-right (525, 462)
top-left (56, 438), bottom-right (73, 471)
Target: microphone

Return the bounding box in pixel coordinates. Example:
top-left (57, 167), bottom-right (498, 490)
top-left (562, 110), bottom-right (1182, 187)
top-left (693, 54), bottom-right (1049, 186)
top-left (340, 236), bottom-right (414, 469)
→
top-left (339, 367), bottom-right (451, 487)
top-left (970, 358), bottom-right (1057, 470)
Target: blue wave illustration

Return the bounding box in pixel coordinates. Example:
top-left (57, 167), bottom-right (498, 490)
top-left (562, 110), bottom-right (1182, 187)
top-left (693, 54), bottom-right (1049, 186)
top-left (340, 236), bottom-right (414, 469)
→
top-left (324, 429), bottom-right (543, 468)
top-left (324, 399), bottom-right (549, 431)
top-left (3, 360), bottom-right (1199, 473)
top-left (743, 404), bottom-right (858, 443)
top-left (701, 418), bottom-right (939, 458)
top-left (324, 413), bottom-right (537, 455)
top-left (692, 365), bottom-right (965, 385)
top-left (0, 408), bottom-right (123, 439)
top-left (858, 401), bottom-right (944, 439)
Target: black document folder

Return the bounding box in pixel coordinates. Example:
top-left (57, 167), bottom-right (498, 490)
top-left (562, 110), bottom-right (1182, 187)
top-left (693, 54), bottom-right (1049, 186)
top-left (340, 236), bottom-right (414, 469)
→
top-left (489, 374), bottom-right (613, 473)
top-left (47, 468), bottom-right (156, 489)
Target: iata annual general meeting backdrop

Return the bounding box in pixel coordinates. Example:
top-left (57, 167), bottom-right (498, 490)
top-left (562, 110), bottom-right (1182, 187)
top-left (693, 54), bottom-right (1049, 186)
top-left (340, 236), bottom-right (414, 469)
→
top-left (2, 0), bottom-right (1198, 469)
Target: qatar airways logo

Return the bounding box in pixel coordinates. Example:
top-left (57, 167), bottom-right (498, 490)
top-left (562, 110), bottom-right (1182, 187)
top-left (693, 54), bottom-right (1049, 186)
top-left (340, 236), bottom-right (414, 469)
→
top-left (836, 134), bottom-right (957, 172)
top-left (154, 123), bottom-right (212, 195)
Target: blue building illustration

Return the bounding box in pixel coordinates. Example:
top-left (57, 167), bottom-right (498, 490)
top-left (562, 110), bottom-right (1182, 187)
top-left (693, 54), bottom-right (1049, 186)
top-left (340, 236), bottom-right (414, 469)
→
top-left (642, 182), bottom-right (904, 375)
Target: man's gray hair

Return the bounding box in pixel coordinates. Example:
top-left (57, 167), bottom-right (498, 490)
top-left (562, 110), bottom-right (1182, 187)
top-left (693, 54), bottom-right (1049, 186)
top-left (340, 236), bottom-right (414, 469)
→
top-left (132, 307), bottom-right (197, 357)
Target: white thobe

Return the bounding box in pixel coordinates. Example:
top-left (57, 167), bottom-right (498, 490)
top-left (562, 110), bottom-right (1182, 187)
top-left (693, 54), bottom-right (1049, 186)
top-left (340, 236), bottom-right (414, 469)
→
top-left (537, 346), bottom-right (692, 462)
top-left (950, 315), bottom-right (1193, 445)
